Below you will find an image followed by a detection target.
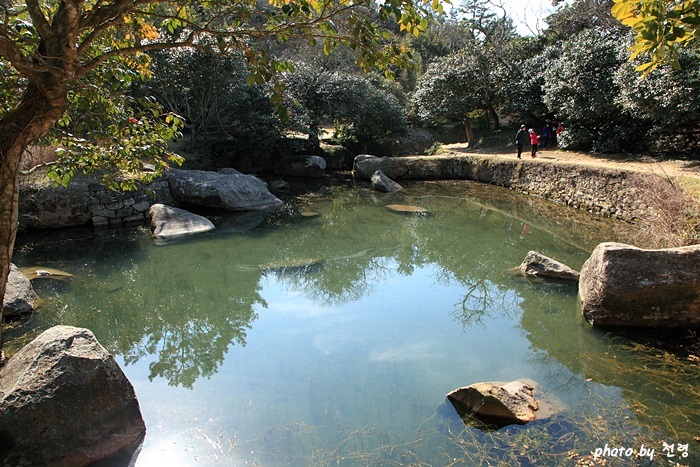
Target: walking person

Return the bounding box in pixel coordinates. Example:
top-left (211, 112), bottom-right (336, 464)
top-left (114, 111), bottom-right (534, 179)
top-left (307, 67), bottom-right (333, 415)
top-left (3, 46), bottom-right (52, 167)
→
top-left (515, 124), bottom-right (528, 159)
top-left (529, 128), bottom-right (539, 158)
top-left (541, 123), bottom-right (551, 150)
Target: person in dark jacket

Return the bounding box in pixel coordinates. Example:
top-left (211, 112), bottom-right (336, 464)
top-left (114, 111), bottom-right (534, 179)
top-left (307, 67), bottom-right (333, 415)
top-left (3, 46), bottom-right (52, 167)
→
top-left (541, 123), bottom-right (551, 149)
top-left (515, 124), bottom-right (528, 159)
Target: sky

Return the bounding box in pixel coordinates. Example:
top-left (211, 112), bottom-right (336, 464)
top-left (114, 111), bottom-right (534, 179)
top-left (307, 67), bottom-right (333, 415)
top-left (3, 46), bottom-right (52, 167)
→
top-left (500, 0), bottom-right (559, 36)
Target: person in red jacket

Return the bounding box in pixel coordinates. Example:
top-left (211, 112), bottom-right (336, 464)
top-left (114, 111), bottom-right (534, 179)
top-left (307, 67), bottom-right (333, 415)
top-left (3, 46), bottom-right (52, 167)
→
top-left (529, 129), bottom-right (539, 158)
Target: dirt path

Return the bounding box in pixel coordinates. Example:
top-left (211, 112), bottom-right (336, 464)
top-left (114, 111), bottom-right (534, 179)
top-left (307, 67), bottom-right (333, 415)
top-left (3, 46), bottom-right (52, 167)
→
top-left (441, 142), bottom-right (700, 181)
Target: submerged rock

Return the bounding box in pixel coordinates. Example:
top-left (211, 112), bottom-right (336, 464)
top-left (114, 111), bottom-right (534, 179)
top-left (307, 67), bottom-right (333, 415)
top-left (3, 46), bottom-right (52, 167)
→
top-left (149, 203), bottom-right (215, 242)
top-left (518, 251), bottom-right (580, 282)
top-left (260, 258), bottom-right (324, 274)
top-left (2, 263), bottom-right (38, 319)
top-left (0, 326), bottom-right (145, 466)
top-left (19, 266), bottom-right (73, 282)
top-left (579, 242), bottom-right (700, 329)
top-left (371, 170), bottom-right (403, 193)
top-left (385, 204), bottom-right (431, 216)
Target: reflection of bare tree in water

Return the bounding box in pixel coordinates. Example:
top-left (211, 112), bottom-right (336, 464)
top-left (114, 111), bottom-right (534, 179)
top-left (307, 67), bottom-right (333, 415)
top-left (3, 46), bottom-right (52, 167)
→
top-left (450, 277), bottom-right (521, 328)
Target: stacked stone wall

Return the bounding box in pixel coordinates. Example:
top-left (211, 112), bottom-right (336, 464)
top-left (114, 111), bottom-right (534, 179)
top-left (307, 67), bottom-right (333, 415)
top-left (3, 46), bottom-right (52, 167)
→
top-left (357, 154), bottom-right (664, 222)
top-left (87, 180), bottom-right (171, 228)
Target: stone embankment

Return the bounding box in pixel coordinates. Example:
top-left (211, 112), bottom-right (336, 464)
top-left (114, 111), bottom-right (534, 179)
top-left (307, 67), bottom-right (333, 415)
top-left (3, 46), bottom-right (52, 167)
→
top-left (354, 154), bottom-right (669, 222)
top-left (19, 176), bottom-right (171, 230)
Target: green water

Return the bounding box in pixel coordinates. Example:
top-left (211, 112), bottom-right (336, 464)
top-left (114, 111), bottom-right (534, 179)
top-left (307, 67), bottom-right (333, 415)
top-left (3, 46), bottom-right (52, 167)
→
top-left (8, 181), bottom-right (699, 466)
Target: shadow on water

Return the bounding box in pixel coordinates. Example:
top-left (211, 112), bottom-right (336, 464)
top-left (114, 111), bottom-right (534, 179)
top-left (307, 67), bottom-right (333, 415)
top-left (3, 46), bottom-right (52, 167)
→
top-left (7, 180), bottom-right (699, 465)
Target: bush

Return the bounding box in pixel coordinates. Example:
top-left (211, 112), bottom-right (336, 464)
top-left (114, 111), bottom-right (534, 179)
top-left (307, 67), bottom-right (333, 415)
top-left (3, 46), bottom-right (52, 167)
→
top-left (285, 64), bottom-right (408, 152)
top-left (543, 30), bottom-right (645, 153)
top-left (144, 49), bottom-right (282, 152)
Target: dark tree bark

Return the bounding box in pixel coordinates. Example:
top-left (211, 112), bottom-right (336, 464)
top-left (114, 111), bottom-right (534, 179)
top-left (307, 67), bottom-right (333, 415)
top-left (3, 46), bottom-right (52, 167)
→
top-left (0, 80), bottom-right (68, 358)
top-left (463, 118), bottom-right (474, 146)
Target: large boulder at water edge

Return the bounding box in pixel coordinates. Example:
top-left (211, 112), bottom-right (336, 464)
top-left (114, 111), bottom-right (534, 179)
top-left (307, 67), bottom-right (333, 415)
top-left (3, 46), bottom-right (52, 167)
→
top-left (0, 326), bottom-right (145, 466)
top-left (371, 170), bottom-right (403, 193)
top-left (518, 251), bottom-right (580, 282)
top-left (274, 155), bottom-right (327, 178)
top-left (446, 380), bottom-right (539, 425)
top-left (2, 263), bottom-right (38, 319)
top-left (353, 155), bottom-right (409, 180)
top-left (579, 242), bottom-right (700, 329)
top-left (167, 168), bottom-right (283, 211)
top-left (150, 203), bottom-right (215, 242)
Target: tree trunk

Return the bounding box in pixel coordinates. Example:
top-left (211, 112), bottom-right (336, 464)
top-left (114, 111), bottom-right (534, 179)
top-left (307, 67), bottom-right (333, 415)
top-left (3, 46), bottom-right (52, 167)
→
top-left (463, 118), bottom-right (474, 147)
top-left (488, 106), bottom-right (500, 130)
top-left (0, 81), bottom-right (68, 359)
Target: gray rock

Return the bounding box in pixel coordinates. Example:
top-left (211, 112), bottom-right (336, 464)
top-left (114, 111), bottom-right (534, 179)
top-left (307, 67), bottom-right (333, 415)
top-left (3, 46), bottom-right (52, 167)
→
top-left (579, 242), bottom-right (700, 329)
top-left (353, 155), bottom-right (409, 180)
top-left (2, 263), bottom-right (38, 318)
top-left (270, 179), bottom-right (291, 191)
top-left (0, 326), bottom-right (145, 466)
top-left (167, 168), bottom-right (283, 211)
top-left (519, 251), bottom-right (580, 282)
top-left (371, 170), bottom-right (403, 193)
top-left (447, 380), bottom-right (539, 425)
top-left (274, 155), bottom-right (327, 178)
top-left (149, 203), bottom-right (215, 242)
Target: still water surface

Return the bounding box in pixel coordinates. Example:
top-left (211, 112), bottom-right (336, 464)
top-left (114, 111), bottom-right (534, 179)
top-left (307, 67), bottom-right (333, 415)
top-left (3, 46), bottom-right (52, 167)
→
top-left (9, 181), bottom-right (700, 465)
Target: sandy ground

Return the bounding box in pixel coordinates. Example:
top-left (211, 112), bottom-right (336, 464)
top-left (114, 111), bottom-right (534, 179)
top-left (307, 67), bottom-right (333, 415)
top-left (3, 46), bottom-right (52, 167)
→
top-left (441, 142), bottom-right (700, 181)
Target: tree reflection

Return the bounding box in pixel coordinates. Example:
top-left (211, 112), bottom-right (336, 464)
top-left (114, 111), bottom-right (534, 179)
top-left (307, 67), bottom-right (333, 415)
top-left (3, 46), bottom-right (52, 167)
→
top-left (10, 181), bottom-right (614, 388)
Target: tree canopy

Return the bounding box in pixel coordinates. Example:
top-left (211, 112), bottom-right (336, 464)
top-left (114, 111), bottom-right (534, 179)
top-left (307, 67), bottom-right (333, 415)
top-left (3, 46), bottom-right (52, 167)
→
top-left (612, 0), bottom-right (700, 73)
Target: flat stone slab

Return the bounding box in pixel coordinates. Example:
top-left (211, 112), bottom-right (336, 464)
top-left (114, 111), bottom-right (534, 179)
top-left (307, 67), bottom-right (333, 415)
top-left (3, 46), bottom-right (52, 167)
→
top-left (19, 266), bottom-right (73, 282)
top-left (385, 204), bottom-right (431, 216)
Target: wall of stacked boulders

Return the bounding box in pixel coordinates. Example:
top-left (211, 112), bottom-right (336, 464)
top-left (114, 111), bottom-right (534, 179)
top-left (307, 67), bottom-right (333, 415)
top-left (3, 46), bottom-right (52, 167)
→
top-left (354, 154), bottom-right (664, 222)
top-left (87, 180), bottom-right (171, 228)
top-left (19, 176), bottom-right (171, 230)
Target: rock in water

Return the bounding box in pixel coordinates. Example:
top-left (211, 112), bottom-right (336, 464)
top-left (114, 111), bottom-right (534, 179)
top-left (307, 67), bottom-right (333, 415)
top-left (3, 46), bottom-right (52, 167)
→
top-left (518, 251), bottom-right (580, 282)
top-left (371, 170), bottom-right (403, 193)
top-left (149, 203), bottom-right (215, 242)
top-left (19, 266), bottom-right (74, 282)
top-left (385, 204), bottom-right (431, 216)
top-left (579, 242), bottom-right (700, 329)
top-left (167, 168), bottom-right (283, 211)
top-left (0, 326), bottom-right (145, 466)
top-left (447, 380), bottom-right (539, 425)
top-left (2, 263), bottom-right (38, 319)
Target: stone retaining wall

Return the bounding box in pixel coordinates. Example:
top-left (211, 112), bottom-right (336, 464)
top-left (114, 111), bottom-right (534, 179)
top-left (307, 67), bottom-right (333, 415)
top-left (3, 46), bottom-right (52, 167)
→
top-left (354, 154), bottom-right (669, 222)
top-left (88, 180), bottom-right (171, 228)
top-left (19, 176), bottom-right (171, 230)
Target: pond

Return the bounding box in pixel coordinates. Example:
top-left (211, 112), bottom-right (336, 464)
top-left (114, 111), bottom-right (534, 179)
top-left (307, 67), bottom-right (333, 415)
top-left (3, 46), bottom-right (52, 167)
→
top-left (7, 180), bottom-right (700, 466)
